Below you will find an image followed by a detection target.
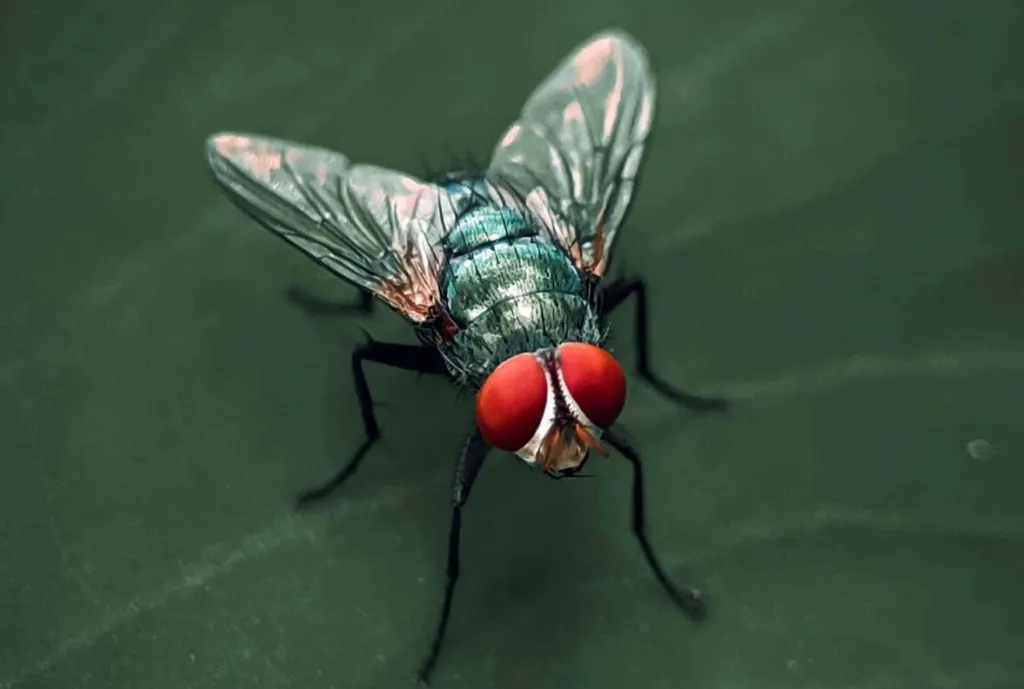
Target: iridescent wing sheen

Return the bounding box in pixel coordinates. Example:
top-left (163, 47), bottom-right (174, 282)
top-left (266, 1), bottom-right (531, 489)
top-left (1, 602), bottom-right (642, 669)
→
top-left (488, 30), bottom-right (656, 278)
top-left (205, 133), bottom-right (459, 323)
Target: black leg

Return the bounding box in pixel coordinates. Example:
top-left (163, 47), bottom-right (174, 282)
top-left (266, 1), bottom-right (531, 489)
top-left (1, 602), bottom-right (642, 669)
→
top-left (295, 338), bottom-right (448, 508)
top-left (600, 277), bottom-right (729, 412)
top-left (285, 285), bottom-right (375, 316)
top-left (604, 426), bottom-right (707, 621)
top-left (417, 431), bottom-right (490, 686)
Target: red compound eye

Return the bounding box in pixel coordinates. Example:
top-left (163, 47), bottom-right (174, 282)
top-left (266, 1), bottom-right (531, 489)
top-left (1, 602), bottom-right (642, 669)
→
top-left (476, 353), bottom-right (548, 451)
top-left (557, 343), bottom-right (627, 427)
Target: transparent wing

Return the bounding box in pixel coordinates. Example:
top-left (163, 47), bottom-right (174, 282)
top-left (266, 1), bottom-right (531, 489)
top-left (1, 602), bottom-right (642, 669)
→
top-left (206, 133), bottom-right (459, 323)
top-left (488, 30), bottom-right (656, 278)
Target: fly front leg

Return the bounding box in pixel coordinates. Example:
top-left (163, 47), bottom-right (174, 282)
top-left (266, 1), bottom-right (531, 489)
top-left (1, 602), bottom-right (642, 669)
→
top-left (295, 338), bottom-right (448, 508)
top-left (285, 285), bottom-right (375, 316)
top-left (600, 276), bottom-right (729, 412)
top-left (604, 426), bottom-right (707, 621)
top-left (417, 431), bottom-right (490, 686)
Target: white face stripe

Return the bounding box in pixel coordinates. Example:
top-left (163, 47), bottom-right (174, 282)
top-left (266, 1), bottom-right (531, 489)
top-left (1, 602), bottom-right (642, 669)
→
top-left (513, 351), bottom-right (602, 470)
top-left (513, 356), bottom-right (557, 466)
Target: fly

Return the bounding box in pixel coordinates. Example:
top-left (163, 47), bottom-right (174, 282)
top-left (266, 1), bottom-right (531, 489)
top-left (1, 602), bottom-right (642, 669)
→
top-left (204, 29), bottom-right (729, 684)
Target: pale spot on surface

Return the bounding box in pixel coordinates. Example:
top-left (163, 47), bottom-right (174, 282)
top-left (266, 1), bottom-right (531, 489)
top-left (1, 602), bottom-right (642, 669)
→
top-left (966, 439), bottom-right (995, 461)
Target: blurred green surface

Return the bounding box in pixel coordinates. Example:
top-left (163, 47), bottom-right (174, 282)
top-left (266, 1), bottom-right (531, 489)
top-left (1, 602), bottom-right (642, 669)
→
top-left (2, 1), bottom-right (1023, 687)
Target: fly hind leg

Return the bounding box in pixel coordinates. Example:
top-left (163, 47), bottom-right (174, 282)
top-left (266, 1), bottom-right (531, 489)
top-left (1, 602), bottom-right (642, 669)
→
top-left (285, 285), bottom-right (375, 316)
top-left (295, 337), bottom-right (449, 509)
top-left (599, 276), bottom-right (729, 412)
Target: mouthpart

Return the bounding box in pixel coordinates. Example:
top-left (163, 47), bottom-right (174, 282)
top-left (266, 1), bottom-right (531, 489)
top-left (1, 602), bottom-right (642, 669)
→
top-left (542, 451), bottom-right (591, 479)
top-left (515, 418), bottom-right (604, 476)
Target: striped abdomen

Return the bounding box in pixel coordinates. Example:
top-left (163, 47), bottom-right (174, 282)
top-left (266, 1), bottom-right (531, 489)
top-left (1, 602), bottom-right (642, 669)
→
top-left (439, 205), bottom-right (602, 386)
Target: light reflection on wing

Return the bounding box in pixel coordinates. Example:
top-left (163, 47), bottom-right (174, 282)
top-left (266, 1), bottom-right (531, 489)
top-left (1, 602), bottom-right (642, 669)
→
top-left (206, 133), bottom-right (459, 322)
top-left (489, 30), bottom-right (656, 278)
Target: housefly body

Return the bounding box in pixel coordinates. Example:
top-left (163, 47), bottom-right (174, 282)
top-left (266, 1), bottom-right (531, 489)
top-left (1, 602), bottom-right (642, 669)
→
top-left (205, 29), bottom-right (729, 685)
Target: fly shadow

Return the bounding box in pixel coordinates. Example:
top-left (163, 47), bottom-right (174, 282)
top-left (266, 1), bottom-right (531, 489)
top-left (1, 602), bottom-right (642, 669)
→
top-left (280, 274), bottom-right (730, 684)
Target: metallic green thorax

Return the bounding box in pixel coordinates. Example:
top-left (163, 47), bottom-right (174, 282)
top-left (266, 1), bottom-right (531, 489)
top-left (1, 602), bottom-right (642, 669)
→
top-left (435, 184), bottom-right (602, 387)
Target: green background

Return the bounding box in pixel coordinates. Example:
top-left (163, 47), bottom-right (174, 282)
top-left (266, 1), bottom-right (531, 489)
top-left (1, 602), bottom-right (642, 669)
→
top-left (2, 0), bottom-right (1023, 687)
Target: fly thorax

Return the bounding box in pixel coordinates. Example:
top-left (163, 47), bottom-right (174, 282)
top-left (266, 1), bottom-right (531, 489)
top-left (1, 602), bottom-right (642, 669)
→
top-left (440, 214), bottom-right (602, 385)
top-left (454, 293), bottom-right (601, 387)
